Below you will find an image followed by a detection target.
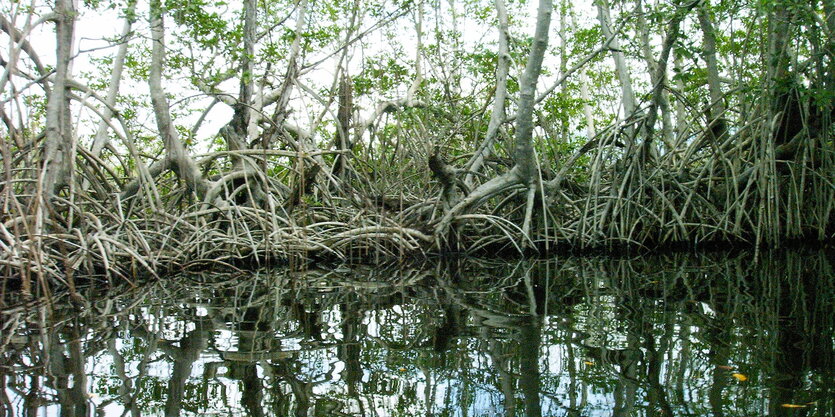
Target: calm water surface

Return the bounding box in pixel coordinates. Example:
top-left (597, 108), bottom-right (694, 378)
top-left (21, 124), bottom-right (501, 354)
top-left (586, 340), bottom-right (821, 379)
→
top-left (1, 249), bottom-right (834, 416)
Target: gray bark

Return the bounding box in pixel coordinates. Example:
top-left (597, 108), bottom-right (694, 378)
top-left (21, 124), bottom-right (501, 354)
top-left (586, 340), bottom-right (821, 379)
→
top-left (570, 13), bottom-right (596, 140)
top-left (147, 0), bottom-right (208, 198)
top-left (640, 0), bottom-right (696, 153)
top-left (697, 2), bottom-right (727, 140)
top-left (264, 0), bottom-right (308, 152)
top-left (636, 0), bottom-right (674, 150)
top-left (91, 0), bottom-right (136, 157)
top-left (766, 6), bottom-right (792, 85)
top-left (219, 0), bottom-right (259, 182)
top-left (596, 0), bottom-right (637, 119)
top-left (42, 0), bottom-right (76, 197)
top-left (513, 0), bottom-right (553, 184)
top-left (674, 54), bottom-right (688, 141)
top-left (241, 0), bottom-right (257, 120)
top-left (435, 0), bottom-right (552, 241)
top-left (463, 0), bottom-right (511, 187)
top-left (333, 75), bottom-right (352, 178)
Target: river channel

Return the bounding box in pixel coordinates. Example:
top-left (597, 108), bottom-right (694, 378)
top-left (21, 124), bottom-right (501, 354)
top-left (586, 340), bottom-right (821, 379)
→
top-left (1, 248), bottom-right (833, 416)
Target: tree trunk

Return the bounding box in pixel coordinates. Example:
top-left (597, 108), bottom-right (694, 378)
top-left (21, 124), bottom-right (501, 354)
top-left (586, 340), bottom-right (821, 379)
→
top-left (674, 54), bottom-right (688, 142)
top-left (513, 0), bottom-right (553, 184)
top-left (596, 0), bottom-right (637, 122)
top-left (91, 0), bottom-right (136, 157)
top-left (264, 0), bottom-right (308, 154)
top-left (42, 0), bottom-right (76, 198)
top-left (639, 0), bottom-right (695, 154)
top-left (333, 75), bottom-right (353, 178)
top-left (697, 1), bottom-right (727, 142)
top-left (766, 5), bottom-right (801, 147)
top-left (572, 11), bottom-right (597, 141)
top-left (635, 0), bottom-right (675, 151)
top-left (435, 0), bottom-right (552, 242)
top-left (463, 0), bottom-right (511, 187)
top-left (148, 0), bottom-right (208, 198)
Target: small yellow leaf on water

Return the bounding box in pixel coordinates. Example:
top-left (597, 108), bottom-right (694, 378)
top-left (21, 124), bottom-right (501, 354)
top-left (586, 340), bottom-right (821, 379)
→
top-left (398, 367), bottom-right (407, 372)
top-left (583, 361), bottom-right (594, 366)
top-left (780, 404), bottom-right (806, 408)
top-left (731, 373), bottom-right (748, 381)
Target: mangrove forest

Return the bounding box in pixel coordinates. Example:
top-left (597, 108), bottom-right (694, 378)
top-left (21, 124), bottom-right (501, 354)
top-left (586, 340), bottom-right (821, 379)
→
top-left (2, 0), bottom-right (835, 415)
top-left (1, 0), bottom-right (835, 282)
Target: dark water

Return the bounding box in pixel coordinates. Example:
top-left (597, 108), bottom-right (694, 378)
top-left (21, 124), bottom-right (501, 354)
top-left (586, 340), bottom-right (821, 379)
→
top-left (2, 249), bottom-right (834, 416)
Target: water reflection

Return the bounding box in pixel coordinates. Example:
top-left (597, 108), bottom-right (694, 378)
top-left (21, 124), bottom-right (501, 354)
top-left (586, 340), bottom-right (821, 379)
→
top-left (2, 249), bottom-right (834, 416)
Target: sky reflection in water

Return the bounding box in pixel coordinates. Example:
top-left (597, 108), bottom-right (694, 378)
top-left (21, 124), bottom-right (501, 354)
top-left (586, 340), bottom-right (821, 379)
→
top-left (2, 249), bottom-right (834, 416)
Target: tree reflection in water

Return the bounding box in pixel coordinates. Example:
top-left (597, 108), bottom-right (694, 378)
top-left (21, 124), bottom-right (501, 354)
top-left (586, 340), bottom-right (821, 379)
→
top-left (1, 249), bottom-right (834, 416)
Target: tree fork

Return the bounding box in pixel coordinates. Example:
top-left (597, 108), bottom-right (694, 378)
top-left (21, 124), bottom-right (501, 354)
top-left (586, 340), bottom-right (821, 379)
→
top-left (148, 0), bottom-right (209, 199)
top-left (435, 0), bottom-right (552, 250)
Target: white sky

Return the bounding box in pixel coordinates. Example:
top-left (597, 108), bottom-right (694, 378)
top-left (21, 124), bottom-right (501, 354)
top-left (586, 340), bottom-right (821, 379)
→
top-left (5, 0), bottom-right (636, 156)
